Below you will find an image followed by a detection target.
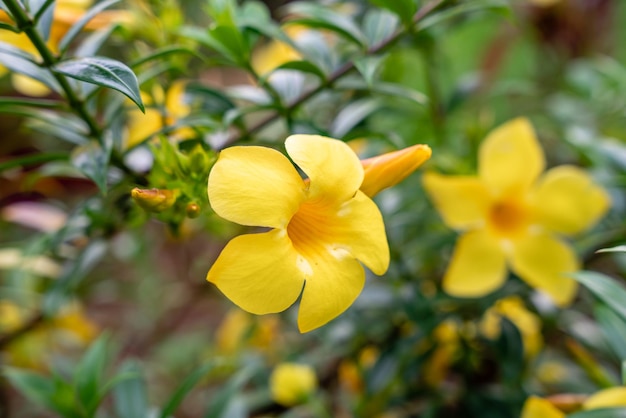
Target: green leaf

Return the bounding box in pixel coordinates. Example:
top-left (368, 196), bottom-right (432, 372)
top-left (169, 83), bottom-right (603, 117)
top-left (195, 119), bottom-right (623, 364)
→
top-left (330, 98), bottom-right (383, 138)
top-left (130, 45), bottom-right (202, 68)
top-left (416, 0), bottom-right (510, 33)
top-left (112, 361), bottom-right (150, 418)
top-left (0, 41), bottom-right (61, 92)
top-left (597, 245), bottom-right (626, 253)
top-left (273, 60), bottom-right (327, 80)
top-left (595, 304), bottom-right (626, 361)
top-left (58, 0), bottom-right (120, 54)
top-left (159, 362), bottom-right (216, 418)
top-left (0, 152), bottom-right (67, 173)
top-left (572, 271), bottom-right (626, 324)
top-left (71, 137), bottom-right (113, 194)
top-left (73, 334), bottom-right (110, 415)
top-left (3, 367), bottom-right (56, 411)
top-left (204, 365), bottom-right (257, 418)
top-left (362, 9), bottom-right (399, 48)
top-left (367, 0), bottom-right (416, 29)
top-left (32, 0), bottom-right (55, 41)
top-left (568, 409), bottom-right (626, 418)
top-left (286, 2), bottom-right (367, 47)
top-left (53, 56), bottom-right (144, 111)
top-left (75, 24), bottom-right (120, 57)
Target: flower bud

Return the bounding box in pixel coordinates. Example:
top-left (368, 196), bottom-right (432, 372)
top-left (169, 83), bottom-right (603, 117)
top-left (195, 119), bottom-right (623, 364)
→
top-left (186, 203), bottom-right (201, 218)
top-left (360, 144), bottom-right (432, 197)
top-left (131, 188), bottom-right (178, 212)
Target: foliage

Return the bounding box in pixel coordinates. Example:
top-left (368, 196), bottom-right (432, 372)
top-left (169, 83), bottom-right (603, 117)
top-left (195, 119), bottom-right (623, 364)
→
top-left (0, 0), bottom-right (626, 417)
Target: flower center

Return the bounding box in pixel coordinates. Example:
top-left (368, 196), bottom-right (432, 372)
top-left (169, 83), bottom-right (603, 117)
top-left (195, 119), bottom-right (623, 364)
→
top-left (287, 199), bottom-right (336, 272)
top-left (488, 198), bottom-right (530, 237)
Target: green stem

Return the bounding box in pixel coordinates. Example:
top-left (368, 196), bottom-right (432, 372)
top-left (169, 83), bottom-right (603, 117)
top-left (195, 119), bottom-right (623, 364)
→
top-left (2, 0), bottom-right (103, 140)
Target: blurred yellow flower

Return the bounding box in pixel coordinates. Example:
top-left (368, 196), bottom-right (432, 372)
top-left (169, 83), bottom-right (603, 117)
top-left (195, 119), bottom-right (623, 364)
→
top-left (1, 301), bottom-right (98, 370)
top-left (0, 0), bottom-right (129, 96)
top-left (207, 135), bottom-right (389, 332)
top-left (360, 144), bottom-right (432, 197)
top-left (422, 319), bottom-right (461, 387)
top-left (270, 363), bottom-right (317, 406)
top-left (125, 82), bottom-right (193, 148)
top-left (338, 345), bottom-right (379, 394)
top-left (251, 26), bottom-right (304, 76)
top-left (423, 118), bottom-right (610, 306)
top-left (521, 387), bottom-right (626, 417)
top-left (480, 296), bottom-right (543, 357)
top-left (215, 309), bottom-right (280, 355)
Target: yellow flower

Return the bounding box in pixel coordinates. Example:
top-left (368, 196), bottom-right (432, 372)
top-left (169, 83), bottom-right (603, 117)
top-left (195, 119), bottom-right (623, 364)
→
top-left (480, 296), bottom-right (543, 357)
top-left (270, 363), bottom-right (317, 407)
top-left (521, 387), bottom-right (626, 417)
top-left (251, 25), bottom-right (304, 76)
top-left (423, 118), bottom-right (610, 306)
top-left (206, 135), bottom-right (389, 332)
top-left (125, 82), bottom-right (193, 148)
top-left (360, 144), bottom-right (432, 197)
top-left (422, 319), bottom-right (461, 387)
top-left (215, 309), bottom-right (280, 355)
top-left (0, 0), bottom-right (129, 96)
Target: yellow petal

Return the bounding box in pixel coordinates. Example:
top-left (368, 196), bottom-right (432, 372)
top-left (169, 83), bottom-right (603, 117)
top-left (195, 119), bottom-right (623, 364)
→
top-left (443, 230), bottom-right (507, 297)
top-left (510, 232), bottom-right (579, 307)
top-left (208, 146), bottom-right (305, 228)
top-left (532, 165), bottom-right (611, 235)
top-left (12, 74), bottom-right (51, 97)
top-left (422, 172), bottom-right (491, 230)
top-left (584, 387), bottom-right (626, 409)
top-left (360, 144), bottom-right (432, 197)
top-left (270, 363), bottom-right (317, 406)
top-left (297, 252), bottom-right (365, 332)
top-left (521, 396), bottom-right (566, 418)
top-left (479, 118), bottom-right (545, 197)
top-left (165, 81), bottom-right (190, 119)
top-left (285, 135), bottom-right (363, 204)
top-left (207, 230), bottom-right (305, 314)
top-left (327, 191), bottom-right (389, 275)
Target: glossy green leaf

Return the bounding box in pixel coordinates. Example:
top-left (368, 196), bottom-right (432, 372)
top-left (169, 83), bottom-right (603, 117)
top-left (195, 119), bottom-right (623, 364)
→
top-left (0, 41), bottom-right (60, 92)
top-left (54, 56), bottom-right (144, 111)
top-left (2, 367), bottom-right (56, 411)
top-left (112, 361), bottom-right (150, 418)
top-left (58, 0), bottom-right (120, 53)
top-left (416, 0), bottom-right (510, 33)
top-left (75, 24), bottom-right (120, 58)
top-left (330, 98), bottom-right (383, 137)
top-left (595, 304), bottom-right (626, 361)
top-left (286, 2), bottom-right (367, 47)
top-left (568, 409), bottom-right (626, 418)
top-left (204, 364), bottom-right (258, 418)
top-left (159, 362), bottom-right (216, 418)
top-left (32, 0), bottom-right (54, 41)
top-left (362, 9), bottom-right (399, 47)
top-left (130, 45), bottom-right (202, 68)
top-left (572, 271), bottom-right (626, 324)
top-left (597, 245), bottom-right (626, 253)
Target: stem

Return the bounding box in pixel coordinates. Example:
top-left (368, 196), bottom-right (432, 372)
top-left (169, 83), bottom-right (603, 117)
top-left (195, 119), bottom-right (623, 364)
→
top-left (2, 0), bottom-right (103, 140)
top-left (222, 0), bottom-right (445, 147)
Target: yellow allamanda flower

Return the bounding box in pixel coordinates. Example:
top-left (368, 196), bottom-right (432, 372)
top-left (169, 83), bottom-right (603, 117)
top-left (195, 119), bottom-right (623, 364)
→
top-left (251, 25), bottom-right (305, 77)
top-left (270, 362), bottom-right (317, 407)
top-left (207, 135), bottom-right (393, 333)
top-left (125, 82), bottom-right (193, 148)
top-left (423, 118), bottom-right (610, 306)
top-left (480, 296), bottom-right (543, 357)
top-left (521, 387), bottom-right (626, 417)
top-left (215, 308), bottom-right (280, 356)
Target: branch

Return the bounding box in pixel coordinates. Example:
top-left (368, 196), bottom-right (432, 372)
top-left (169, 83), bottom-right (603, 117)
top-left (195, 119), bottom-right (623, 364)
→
top-left (223, 0), bottom-right (445, 148)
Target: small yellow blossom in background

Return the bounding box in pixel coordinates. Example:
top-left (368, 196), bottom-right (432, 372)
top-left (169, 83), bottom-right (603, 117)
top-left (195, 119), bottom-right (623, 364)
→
top-left (360, 144), bottom-right (432, 197)
top-left (338, 345), bottom-right (379, 394)
top-left (125, 82), bottom-right (193, 148)
top-left (206, 135), bottom-right (390, 332)
top-left (422, 319), bottom-right (461, 387)
top-left (1, 301), bottom-right (98, 370)
top-left (0, 0), bottom-right (129, 96)
top-left (251, 25), bottom-right (304, 77)
top-left (215, 309), bottom-right (280, 356)
top-left (270, 363), bottom-right (317, 407)
top-left (521, 387), bottom-right (626, 417)
top-left (480, 296), bottom-right (543, 357)
top-left (423, 118), bottom-right (610, 306)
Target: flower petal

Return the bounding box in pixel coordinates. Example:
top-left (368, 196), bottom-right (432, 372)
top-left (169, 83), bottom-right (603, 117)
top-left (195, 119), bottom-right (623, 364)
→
top-left (360, 144), bottom-right (432, 197)
top-left (422, 173), bottom-right (492, 230)
top-left (521, 397), bottom-right (565, 418)
top-left (285, 135), bottom-right (363, 203)
top-left (328, 191), bottom-right (389, 275)
top-left (125, 108), bottom-right (162, 148)
top-left (297, 251), bottom-right (365, 332)
top-left (207, 230), bottom-right (305, 314)
top-left (583, 387), bottom-right (626, 409)
top-left (208, 146), bottom-right (305, 228)
top-left (479, 118), bottom-right (545, 197)
top-left (510, 232), bottom-right (579, 307)
top-left (443, 230), bottom-right (507, 297)
top-left (531, 165), bottom-right (611, 235)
